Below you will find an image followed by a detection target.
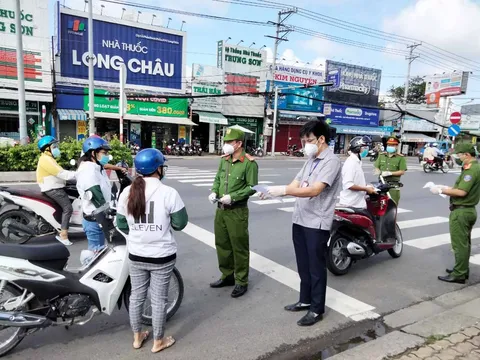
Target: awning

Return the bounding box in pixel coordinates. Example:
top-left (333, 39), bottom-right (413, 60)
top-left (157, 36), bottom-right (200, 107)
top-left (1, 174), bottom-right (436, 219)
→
top-left (280, 110), bottom-right (324, 117)
top-left (57, 109), bottom-right (87, 121)
top-left (195, 111), bottom-right (228, 125)
top-left (94, 112), bottom-right (197, 126)
top-left (401, 133), bottom-right (437, 143)
top-left (229, 124), bottom-right (255, 134)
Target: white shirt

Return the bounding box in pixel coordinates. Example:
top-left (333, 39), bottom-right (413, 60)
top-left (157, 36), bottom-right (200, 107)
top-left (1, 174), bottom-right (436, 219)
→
top-left (117, 178), bottom-right (185, 258)
top-left (338, 152), bottom-right (367, 209)
top-left (76, 161), bottom-right (112, 215)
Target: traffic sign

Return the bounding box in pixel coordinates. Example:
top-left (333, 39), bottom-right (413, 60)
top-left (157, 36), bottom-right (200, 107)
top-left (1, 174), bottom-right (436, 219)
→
top-left (450, 111), bottom-right (461, 124)
top-left (448, 124), bottom-right (461, 137)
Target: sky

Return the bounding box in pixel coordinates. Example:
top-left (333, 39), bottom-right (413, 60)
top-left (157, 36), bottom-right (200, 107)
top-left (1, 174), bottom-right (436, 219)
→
top-left (52, 0), bottom-right (480, 110)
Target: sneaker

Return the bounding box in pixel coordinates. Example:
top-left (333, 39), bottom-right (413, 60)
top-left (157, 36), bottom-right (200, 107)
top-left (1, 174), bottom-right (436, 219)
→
top-left (56, 235), bottom-right (73, 246)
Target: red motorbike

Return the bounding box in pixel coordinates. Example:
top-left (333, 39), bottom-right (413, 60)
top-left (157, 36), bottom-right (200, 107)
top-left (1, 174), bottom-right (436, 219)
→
top-left (327, 179), bottom-right (404, 275)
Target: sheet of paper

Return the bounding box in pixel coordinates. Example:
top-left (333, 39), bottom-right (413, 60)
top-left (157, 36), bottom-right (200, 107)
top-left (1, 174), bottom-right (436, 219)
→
top-left (251, 185), bottom-right (284, 201)
top-left (423, 182), bottom-right (447, 198)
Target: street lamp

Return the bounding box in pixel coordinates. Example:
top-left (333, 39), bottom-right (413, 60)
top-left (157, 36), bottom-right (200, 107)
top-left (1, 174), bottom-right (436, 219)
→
top-left (249, 42), bottom-right (255, 48)
top-left (260, 45), bottom-right (266, 50)
top-left (136, 11), bottom-right (141, 22)
top-left (100, 4), bottom-right (105, 15)
top-left (151, 14), bottom-right (156, 25)
top-left (121, 8), bottom-right (126, 19)
top-left (180, 20), bottom-right (186, 31)
top-left (224, 37), bottom-right (231, 43)
top-left (167, 17), bottom-right (172, 28)
top-left (270, 82), bottom-right (334, 156)
top-left (237, 40), bottom-right (244, 45)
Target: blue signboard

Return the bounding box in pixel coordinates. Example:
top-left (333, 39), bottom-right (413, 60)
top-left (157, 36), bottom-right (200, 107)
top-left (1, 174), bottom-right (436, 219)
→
top-left (330, 125), bottom-right (391, 137)
top-left (266, 80), bottom-right (323, 112)
top-left (448, 124), bottom-right (461, 137)
top-left (59, 11), bottom-right (185, 91)
top-left (325, 104), bottom-right (379, 127)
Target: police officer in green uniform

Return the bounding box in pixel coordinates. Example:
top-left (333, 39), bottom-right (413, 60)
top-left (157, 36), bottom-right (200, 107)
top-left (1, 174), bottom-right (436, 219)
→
top-left (208, 128), bottom-right (259, 298)
top-left (374, 136), bottom-right (407, 205)
top-left (431, 143), bottom-right (480, 284)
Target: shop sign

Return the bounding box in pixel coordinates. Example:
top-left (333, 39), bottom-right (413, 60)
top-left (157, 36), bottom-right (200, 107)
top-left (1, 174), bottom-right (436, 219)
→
top-left (331, 125), bottom-right (391, 136)
top-left (60, 8), bottom-right (186, 92)
top-left (324, 103), bottom-right (379, 127)
top-left (0, 7), bottom-right (35, 36)
top-left (178, 126), bottom-right (186, 139)
top-left (403, 115), bottom-right (437, 132)
top-left (84, 89), bottom-right (188, 118)
top-left (0, 99), bottom-right (38, 112)
top-left (228, 117), bottom-right (258, 126)
top-left (266, 80), bottom-right (323, 112)
top-left (425, 71), bottom-right (469, 107)
top-left (192, 64), bottom-right (224, 112)
top-left (77, 120), bottom-right (87, 140)
top-left (270, 64), bottom-right (324, 86)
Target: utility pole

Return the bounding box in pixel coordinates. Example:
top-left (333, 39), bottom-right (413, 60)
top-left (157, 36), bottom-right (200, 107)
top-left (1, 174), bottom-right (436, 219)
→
top-left (398, 42), bottom-right (421, 153)
top-left (15, 0), bottom-right (27, 145)
top-left (87, 0), bottom-right (95, 135)
top-left (265, 7), bottom-right (297, 156)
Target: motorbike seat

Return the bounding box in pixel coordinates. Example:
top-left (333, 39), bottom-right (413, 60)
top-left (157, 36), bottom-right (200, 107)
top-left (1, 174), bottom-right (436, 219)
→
top-left (336, 206), bottom-right (374, 222)
top-left (0, 242), bottom-right (70, 262)
top-left (0, 188), bottom-right (54, 205)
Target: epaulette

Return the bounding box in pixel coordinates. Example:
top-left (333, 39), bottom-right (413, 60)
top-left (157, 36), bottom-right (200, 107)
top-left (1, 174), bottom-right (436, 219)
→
top-left (245, 154), bottom-right (256, 162)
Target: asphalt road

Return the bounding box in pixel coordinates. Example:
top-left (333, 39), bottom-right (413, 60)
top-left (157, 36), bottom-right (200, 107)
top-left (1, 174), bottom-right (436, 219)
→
top-left (2, 156), bottom-right (479, 360)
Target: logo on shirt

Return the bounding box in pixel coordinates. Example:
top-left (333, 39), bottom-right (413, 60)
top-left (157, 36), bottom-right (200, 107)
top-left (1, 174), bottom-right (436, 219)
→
top-left (464, 175), bottom-right (472, 182)
top-left (132, 202), bottom-right (163, 232)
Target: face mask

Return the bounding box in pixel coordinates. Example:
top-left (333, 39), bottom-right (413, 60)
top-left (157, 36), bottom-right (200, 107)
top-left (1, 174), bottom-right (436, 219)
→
top-left (223, 143), bottom-right (234, 155)
top-left (51, 148), bottom-right (61, 159)
top-left (304, 143), bottom-right (319, 158)
top-left (98, 154), bottom-right (110, 166)
top-left (360, 148), bottom-right (369, 158)
top-left (386, 146), bottom-right (396, 154)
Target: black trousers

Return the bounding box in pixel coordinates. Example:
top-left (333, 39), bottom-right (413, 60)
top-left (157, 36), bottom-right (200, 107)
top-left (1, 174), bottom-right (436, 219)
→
top-left (292, 223), bottom-right (329, 315)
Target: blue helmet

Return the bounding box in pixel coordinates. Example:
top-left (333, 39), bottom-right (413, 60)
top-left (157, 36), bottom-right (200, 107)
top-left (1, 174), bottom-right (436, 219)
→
top-left (38, 135), bottom-right (57, 152)
top-left (82, 136), bottom-right (111, 154)
top-left (134, 148), bottom-right (166, 175)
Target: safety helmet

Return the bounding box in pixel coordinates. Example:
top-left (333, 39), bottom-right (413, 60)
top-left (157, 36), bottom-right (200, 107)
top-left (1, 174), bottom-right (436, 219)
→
top-left (134, 148), bottom-right (166, 175)
top-left (433, 143), bottom-right (438, 147)
top-left (82, 136), bottom-right (111, 154)
top-left (38, 135), bottom-right (58, 152)
top-left (349, 136), bottom-right (371, 153)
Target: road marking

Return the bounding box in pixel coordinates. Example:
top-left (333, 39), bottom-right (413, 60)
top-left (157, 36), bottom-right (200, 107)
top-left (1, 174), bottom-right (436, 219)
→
top-left (398, 217), bottom-right (449, 229)
top-left (470, 254), bottom-right (480, 266)
top-left (278, 207), bottom-right (294, 212)
top-left (182, 222), bottom-right (379, 321)
top-left (179, 179), bottom-right (215, 183)
top-left (397, 208), bottom-right (412, 214)
top-left (168, 174), bottom-right (216, 180)
top-left (193, 183), bottom-right (213, 187)
top-left (168, 170), bottom-right (215, 174)
top-left (278, 206), bottom-right (411, 214)
top-left (405, 228), bottom-right (480, 249)
top-left (251, 198), bottom-right (296, 205)
top-left (192, 180), bottom-right (274, 187)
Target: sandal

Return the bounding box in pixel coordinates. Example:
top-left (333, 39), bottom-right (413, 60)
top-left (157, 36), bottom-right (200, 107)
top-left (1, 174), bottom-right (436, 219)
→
top-left (133, 330), bottom-right (150, 349)
top-left (151, 336), bottom-right (176, 353)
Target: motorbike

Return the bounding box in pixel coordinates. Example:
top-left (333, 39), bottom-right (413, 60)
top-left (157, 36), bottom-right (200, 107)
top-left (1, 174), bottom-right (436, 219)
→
top-left (0, 196), bottom-right (184, 357)
top-left (327, 178), bottom-right (404, 275)
top-left (368, 149), bottom-right (378, 162)
top-left (422, 154), bottom-right (449, 173)
top-left (0, 161), bottom-right (130, 244)
top-left (247, 146), bottom-right (264, 157)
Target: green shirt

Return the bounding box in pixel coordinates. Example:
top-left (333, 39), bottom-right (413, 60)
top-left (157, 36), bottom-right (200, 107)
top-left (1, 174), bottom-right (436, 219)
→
top-left (211, 150), bottom-right (259, 205)
top-left (451, 160), bottom-right (480, 207)
top-left (374, 153), bottom-right (407, 182)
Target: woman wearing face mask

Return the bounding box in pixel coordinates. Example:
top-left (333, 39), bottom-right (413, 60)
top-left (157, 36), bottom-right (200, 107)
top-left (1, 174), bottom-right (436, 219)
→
top-left (36, 136), bottom-right (77, 245)
top-left (76, 136), bottom-right (113, 252)
top-left (338, 136), bottom-right (377, 209)
top-left (373, 136), bottom-right (407, 205)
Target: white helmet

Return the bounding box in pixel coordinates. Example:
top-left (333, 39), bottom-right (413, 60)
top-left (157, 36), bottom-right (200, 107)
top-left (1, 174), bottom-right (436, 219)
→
top-left (433, 143), bottom-right (438, 147)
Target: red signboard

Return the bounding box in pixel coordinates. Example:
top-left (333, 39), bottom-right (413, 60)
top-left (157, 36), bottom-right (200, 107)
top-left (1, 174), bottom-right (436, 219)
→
top-left (450, 111), bottom-right (461, 124)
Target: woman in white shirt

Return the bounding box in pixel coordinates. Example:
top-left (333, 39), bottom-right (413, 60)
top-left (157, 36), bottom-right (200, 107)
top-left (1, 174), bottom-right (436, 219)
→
top-left (116, 148), bottom-right (188, 353)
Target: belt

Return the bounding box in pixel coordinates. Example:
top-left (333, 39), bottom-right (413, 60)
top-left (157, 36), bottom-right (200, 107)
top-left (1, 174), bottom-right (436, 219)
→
top-left (83, 213), bottom-right (96, 222)
top-left (217, 202), bottom-right (247, 210)
top-left (449, 204), bottom-right (475, 211)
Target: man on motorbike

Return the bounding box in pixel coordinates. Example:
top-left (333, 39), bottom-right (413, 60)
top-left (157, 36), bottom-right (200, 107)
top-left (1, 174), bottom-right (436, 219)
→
top-left (338, 136), bottom-right (377, 209)
top-left (432, 143), bottom-right (445, 169)
top-left (36, 135), bottom-right (76, 245)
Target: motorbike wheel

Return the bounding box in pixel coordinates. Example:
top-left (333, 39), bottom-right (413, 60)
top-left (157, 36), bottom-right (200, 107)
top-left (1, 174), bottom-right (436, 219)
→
top-left (197, 150), bottom-right (203, 156)
top-left (369, 156), bottom-right (376, 162)
top-left (124, 267), bottom-right (184, 325)
top-left (0, 283), bottom-right (29, 357)
top-left (423, 163), bottom-right (432, 173)
top-left (0, 210), bottom-right (38, 244)
top-left (388, 224), bottom-right (403, 258)
top-left (327, 235), bottom-right (352, 276)
top-left (255, 149), bottom-right (264, 157)
top-left (441, 164), bottom-right (449, 173)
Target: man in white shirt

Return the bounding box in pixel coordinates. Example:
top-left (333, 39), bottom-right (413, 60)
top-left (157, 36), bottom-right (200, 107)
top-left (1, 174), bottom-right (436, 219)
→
top-left (338, 136), bottom-right (377, 209)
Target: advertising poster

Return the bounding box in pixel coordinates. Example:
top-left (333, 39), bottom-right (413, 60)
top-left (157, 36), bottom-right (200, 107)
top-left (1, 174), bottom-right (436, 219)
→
top-left (270, 64), bottom-right (324, 86)
top-left (324, 103), bottom-right (379, 127)
top-left (129, 122), bottom-right (141, 146)
top-left (324, 61), bottom-right (382, 106)
top-left (425, 72), bottom-right (470, 107)
top-left (191, 64), bottom-right (223, 112)
top-left (59, 7), bottom-right (186, 93)
top-left (266, 80), bottom-right (323, 112)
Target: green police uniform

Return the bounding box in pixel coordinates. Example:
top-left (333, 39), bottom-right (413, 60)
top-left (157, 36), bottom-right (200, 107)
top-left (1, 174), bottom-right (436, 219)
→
top-left (211, 128), bottom-right (259, 286)
top-left (448, 143), bottom-right (480, 279)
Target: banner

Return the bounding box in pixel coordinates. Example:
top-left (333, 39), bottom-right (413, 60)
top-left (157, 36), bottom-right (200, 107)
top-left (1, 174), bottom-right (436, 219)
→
top-left (324, 103), bottom-right (379, 127)
top-left (191, 64), bottom-right (223, 112)
top-left (425, 72), bottom-right (469, 107)
top-left (84, 89), bottom-right (188, 117)
top-left (324, 60), bottom-right (382, 106)
top-left (59, 8), bottom-right (186, 93)
top-left (270, 64), bottom-right (324, 85)
top-left (266, 80), bottom-right (323, 112)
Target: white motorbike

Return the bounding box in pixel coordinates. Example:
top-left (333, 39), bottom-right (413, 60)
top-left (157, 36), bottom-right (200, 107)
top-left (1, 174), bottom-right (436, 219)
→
top-left (0, 202), bottom-right (184, 357)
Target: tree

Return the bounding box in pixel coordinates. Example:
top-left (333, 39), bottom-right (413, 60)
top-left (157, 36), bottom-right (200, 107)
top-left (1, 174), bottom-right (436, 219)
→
top-left (388, 76), bottom-right (426, 104)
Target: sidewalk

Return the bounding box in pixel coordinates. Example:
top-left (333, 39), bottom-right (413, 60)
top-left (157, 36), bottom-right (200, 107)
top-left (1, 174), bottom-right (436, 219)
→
top-left (328, 284), bottom-right (480, 360)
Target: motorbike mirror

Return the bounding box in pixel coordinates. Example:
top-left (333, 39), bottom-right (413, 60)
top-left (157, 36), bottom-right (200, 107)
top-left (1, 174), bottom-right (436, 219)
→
top-left (398, 183), bottom-right (403, 188)
top-left (69, 159), bottom-right (76, 166)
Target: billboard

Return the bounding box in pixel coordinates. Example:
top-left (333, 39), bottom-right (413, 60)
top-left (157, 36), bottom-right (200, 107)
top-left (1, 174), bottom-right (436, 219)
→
top-left (58, 7), bottom-right (186, 93)
top-left (0, 0), bottom-right (52, 101)
top-left (323, 103), bottom-right (379, 127)
top-left (324, 61), bottom-right (382, 107)
top-left (266, 80), bottom-right (323, 112)
top-left (270, 64), bottom-right (324, 86)
top-left (425, 72), bottom-right (469, 107)
top-left (460, 104), bottom-right (480, 131)
top-left (191, 64), bottom-right (223, 112)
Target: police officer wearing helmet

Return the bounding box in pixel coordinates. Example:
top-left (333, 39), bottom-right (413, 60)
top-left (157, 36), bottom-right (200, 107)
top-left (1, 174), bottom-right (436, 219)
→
top-left (338, 136), bottom-right (377, 209)
top-left (374, 136), bottom-right (407, 205)
top-left (116, 148), bottom-right (188, 353)
top-left (430, 143), bottom-right (480, 284)
top-left (76, 136), bottom-right (114, 251)
top-left (36, 135), bottom-right (76, 245)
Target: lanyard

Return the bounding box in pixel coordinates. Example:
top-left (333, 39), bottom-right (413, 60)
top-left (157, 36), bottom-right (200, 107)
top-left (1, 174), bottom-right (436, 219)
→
top-left (308, 159), bottom-right (321, 178)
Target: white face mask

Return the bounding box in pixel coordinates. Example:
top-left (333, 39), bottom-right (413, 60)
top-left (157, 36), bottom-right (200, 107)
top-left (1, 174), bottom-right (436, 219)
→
top-left (223, 143), bottom-right (235, 155)
top-left (304, 143), bottom-right (319, 158)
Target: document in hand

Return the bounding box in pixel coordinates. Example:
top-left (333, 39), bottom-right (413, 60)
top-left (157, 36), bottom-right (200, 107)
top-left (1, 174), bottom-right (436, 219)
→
top-left (423, 181), bottom-right (448, 199)
top-left (251, 185), bottom-right (284, 200)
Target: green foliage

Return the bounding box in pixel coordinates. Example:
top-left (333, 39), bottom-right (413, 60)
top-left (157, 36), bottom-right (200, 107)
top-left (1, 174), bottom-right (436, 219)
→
top-left (0, 136), bottom-right (132, 172)
top-left (388, 76), bottom-right (427, 104)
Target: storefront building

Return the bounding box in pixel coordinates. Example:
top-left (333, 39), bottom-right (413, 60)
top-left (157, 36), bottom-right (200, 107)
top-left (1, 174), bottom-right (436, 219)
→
top-left (54, 5), bottom-right (192, 148)
top-left (400, 109), bottom-right (440, 155)
top-left (0, 1), bottom-right (53, 141)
